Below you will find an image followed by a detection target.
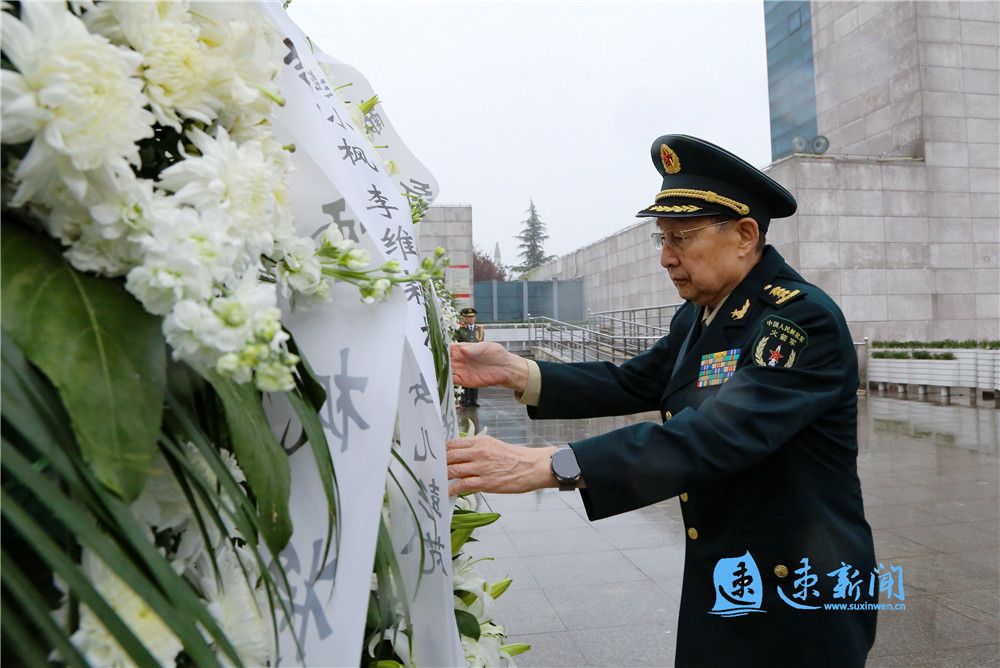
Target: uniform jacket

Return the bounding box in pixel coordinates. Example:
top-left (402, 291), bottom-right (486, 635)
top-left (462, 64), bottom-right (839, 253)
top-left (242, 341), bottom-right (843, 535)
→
top-left (455, 324), bottom-right (484, 343)
top-left (527, 247), bottom-right (877, 667)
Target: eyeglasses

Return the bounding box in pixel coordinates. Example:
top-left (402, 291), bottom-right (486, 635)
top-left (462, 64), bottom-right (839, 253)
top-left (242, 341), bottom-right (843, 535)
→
top-left (650, 219), bottom-right (734, 250)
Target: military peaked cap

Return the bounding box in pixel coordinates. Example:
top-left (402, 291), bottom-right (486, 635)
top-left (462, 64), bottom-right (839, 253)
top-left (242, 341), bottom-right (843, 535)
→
top-left (636, 134), bottom-right (796, 231)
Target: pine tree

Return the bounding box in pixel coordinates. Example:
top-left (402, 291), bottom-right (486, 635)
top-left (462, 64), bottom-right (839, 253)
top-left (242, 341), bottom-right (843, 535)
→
top-left (514, 200), bottom-right (554, 274)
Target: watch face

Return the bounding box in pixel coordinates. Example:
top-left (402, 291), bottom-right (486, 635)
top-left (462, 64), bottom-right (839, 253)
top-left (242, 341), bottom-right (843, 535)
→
top-left (552, 447), bottom-right (581, 481)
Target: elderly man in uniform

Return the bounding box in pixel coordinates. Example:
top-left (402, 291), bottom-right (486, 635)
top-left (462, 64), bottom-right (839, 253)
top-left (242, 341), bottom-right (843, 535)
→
top-left (447, 135), bottom-right (878, 667)
top-left (454, 306), bottom-right (485, 407)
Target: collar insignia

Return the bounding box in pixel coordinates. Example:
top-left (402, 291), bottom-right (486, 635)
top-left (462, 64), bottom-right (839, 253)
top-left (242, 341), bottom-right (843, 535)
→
top-left (660, 144), bottom-right (681, 174)
top-left (730, 298), bottom-right (750, 320)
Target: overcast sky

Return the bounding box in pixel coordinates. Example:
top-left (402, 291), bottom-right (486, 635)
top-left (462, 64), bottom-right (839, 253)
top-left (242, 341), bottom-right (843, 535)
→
top-left (289, 1), bottom-right (772, 267)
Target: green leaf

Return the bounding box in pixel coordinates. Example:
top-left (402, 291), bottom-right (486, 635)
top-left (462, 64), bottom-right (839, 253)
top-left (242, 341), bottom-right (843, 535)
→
top-left (0, 224), bottom-right (165, 500)
top-left (374, 661), bottom-right (405, 668)
top-left (454, 609), bottom-right (481, 640)
top-left (1, 448), bottom-right (224, 667)
top-left (1, 552), bottom-right (89, 668)
top-left (0, 492), bottom-right (162, 667)
top-left (423, 287), bottom-right (451, 404)
top-left (286, 332), bottom-right (327, 411)
top-left (451, 511), bottom-right (500, 530)
top-left (451, 527), bottom-right (475, 557)
top-left (489, 577), bottom-right (513, 599)
top-left (205, 372), bottom-right (292, 553)
top-left (501, 643), bottom-right (531, 657)
top-left (456, 590), bottom-right (477, 607)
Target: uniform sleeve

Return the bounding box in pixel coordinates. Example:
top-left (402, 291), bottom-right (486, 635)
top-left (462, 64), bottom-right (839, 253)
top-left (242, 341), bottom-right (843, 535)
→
top-left (572, 299), bottom-right (857, 520)
top-left (524, 308), bottom-right (690, 420)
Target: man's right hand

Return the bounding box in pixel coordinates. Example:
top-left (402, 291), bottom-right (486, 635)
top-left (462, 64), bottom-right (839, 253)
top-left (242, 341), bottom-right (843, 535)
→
top-left (451, 342), bottom-right (529, 393)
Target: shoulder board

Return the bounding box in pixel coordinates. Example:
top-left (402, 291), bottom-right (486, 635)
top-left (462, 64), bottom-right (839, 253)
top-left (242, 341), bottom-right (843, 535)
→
top-left (761, 283), bottom-right (807, 308)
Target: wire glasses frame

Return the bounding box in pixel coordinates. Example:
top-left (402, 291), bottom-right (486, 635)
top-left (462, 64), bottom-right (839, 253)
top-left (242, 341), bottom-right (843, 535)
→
top-left (650, 219), bottom-right (734, 250)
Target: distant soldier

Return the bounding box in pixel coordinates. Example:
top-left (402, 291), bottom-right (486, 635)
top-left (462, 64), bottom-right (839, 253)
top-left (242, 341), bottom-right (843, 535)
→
top-left (454, 307), bottom-right (485, 407)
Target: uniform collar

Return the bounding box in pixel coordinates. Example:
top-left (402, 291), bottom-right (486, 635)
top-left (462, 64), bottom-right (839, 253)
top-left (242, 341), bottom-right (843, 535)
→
top-left (720, 246), bottom-right (785, 329)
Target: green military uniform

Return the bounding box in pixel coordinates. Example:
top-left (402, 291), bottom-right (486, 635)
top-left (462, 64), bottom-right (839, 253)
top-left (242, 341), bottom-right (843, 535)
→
top-left (526, 136), bottom-right (877, 666)
top-left (455, 307), bottom-right (484, 406)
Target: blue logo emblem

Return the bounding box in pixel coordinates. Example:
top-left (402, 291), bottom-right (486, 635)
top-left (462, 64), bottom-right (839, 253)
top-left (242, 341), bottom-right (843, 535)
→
top-left (709, 550), bottom-right (765, 617)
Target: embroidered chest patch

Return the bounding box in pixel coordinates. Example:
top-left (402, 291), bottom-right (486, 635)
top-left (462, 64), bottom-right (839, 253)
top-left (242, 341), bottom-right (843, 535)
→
top-left (697, 348), bottom-right (741, 387)
top-left (751, 316), bottom-right (809, 369)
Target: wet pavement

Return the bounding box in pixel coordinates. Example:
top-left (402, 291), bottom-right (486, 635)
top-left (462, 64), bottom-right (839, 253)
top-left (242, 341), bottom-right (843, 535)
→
top-left (458, 387), bottom-right (999, 667)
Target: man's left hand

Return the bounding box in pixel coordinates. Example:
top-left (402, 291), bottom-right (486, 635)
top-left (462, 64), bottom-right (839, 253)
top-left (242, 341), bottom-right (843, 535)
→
top-left (446, 435), bottom-right (557, 496)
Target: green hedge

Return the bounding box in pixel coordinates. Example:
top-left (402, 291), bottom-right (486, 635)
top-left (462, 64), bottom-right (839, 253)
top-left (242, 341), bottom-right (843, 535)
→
top-left (870, 339), bottom-right (1000, 350)
top-left (872, 350), bottom-right (956, 360)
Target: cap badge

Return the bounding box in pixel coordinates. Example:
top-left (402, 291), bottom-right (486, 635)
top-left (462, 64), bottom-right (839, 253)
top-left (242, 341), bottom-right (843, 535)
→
top-left (660, 144), bottom-right (681, 174)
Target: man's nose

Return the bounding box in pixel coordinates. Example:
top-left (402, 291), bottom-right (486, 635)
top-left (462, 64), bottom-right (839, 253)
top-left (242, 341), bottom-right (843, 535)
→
top-left (660, 244), bottom-right (679, 269)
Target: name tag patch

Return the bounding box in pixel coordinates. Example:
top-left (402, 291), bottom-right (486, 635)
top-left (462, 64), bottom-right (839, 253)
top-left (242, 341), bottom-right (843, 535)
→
top-left (697, 348), bottom-right (740, 388)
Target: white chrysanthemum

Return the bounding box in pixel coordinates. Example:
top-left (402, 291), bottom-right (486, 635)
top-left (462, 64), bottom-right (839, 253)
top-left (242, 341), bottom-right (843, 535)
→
top-left (91, 1), bottom-right (228, 129)
top-left (67, 551), bottom-right (183, 668)
top-left (190, 2), bottom-right (284, 115)
top-left (199, 544), bottom-right (275, 668)
top-left (0, 1), bottom-right (154, 205)
top-left (158, 127), bottom-right (293, 263)
top-left (126, 205), bottom-right (239, 315)
top-left (131, 442), bottom-right (246, 532)
top-left (130, 451), bottom-right (193, 531)
top-left (63, 220), bottom-right (144, 277)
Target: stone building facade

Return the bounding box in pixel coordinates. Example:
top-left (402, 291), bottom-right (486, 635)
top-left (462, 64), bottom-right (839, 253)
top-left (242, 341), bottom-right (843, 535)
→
top-left (527, 0), bottom-right (999, 341)
top-left (416, 205), bottom-right (474, 305)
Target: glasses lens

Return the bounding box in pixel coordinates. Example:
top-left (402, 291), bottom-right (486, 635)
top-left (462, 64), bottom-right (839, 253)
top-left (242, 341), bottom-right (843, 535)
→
top-left (650, 232), bottom-right (663, 249)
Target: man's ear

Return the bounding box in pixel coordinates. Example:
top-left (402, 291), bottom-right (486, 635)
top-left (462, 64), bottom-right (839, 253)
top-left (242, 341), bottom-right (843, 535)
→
top-left (734, 218), bottom-right (759, 257)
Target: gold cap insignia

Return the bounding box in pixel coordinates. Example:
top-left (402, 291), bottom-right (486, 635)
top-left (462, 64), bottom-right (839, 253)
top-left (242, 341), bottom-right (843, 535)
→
top-left (660, 144), bottom-right (681, 174)
top-left (730, 298), bottom-right (750, 320)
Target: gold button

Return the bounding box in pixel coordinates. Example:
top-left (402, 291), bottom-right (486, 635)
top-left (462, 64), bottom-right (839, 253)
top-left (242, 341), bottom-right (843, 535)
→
top-left (774, 564), bottom-right (789, 578)
top-left (687, 527), bottom-right (699, 540)
top-left (664, 411), bottom-right (673, 421)
top-left (679, 492), bottom-right (689, 502)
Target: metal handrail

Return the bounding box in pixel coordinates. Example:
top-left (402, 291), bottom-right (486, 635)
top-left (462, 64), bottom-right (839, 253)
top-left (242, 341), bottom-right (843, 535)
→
top-left (590, 314), bottom-right (670, 334)
top-left (528, 316), bottom-right (665, 363)
top-left (590, 303), bottom-right (683, 316)
top-left (588, 302), bottom-right (683, 334)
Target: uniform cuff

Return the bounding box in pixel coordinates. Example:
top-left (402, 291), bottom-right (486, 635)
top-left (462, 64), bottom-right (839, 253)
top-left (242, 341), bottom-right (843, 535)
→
top-left (514, 359), bottom-right (542, 406)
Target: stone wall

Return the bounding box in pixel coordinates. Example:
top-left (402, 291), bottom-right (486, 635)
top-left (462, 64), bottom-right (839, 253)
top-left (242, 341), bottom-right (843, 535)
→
top-left (416, 205), bottom-right (474, 303)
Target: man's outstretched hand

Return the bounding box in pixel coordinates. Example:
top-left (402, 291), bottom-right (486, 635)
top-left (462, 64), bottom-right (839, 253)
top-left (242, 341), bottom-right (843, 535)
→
top-left (447, 434), bottom-right (557, 496)
top-left (450, 342), bottom-right (529, 392)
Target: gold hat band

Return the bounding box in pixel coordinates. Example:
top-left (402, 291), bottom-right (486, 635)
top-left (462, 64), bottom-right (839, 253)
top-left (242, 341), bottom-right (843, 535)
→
top-left (647, 204), bottom-right (702, 213)
top-left (654, 188), bottom-right (750, 215)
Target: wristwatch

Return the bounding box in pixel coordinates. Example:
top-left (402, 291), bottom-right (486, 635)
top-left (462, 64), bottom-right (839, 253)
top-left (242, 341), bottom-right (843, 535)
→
top-left (550, 447), bottom-right (581, 491)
